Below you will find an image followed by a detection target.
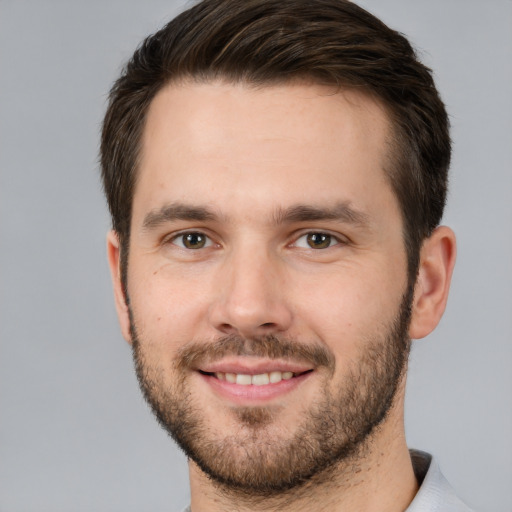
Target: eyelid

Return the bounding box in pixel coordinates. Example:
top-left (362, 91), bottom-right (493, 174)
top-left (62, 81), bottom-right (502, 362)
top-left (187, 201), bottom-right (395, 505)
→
top-left (290, 230), bottom-right (348, 249)
top-left (163, 229), bottom-right (216, 249)
top-left (160, 228), bottom-right (348, 250)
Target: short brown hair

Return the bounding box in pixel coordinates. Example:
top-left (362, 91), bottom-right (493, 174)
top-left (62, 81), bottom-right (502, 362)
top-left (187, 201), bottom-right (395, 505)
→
top-left (101, 0), bottom-right (450, 284)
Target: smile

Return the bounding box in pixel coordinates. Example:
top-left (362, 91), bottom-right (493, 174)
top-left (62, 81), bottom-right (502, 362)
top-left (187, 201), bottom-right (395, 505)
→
top-left (197, 366), bottom-right (314, 403)
top-left (203, 370), bottom-right (308, 386)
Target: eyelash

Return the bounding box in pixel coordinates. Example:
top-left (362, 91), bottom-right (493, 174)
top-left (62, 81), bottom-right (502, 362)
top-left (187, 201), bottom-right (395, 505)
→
top-left (166, 231), bottom-right (214, 250)
top-left (165, 230), bottom-right (346, 251)
top-left (292, 232), bottom-right (345, 250)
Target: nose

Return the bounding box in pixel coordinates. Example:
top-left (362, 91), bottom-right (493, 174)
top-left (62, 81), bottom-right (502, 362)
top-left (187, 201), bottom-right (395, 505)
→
top-left (208, 246), bottom-right (293, 338)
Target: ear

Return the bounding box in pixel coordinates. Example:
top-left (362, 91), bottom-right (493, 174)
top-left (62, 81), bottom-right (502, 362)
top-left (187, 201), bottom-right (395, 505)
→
top-left (106, 230), bottom-right (132, 344)
top-left (409, 226), bottom-right (457, 340)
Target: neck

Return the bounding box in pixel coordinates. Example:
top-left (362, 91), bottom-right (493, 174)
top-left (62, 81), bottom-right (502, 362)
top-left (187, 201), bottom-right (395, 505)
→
top-left (188, 394), bottom-right (418, 512)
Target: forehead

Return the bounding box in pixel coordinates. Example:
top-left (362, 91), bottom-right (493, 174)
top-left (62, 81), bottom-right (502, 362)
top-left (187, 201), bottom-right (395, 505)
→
top-left (135, 80), bottom-right (396, 224)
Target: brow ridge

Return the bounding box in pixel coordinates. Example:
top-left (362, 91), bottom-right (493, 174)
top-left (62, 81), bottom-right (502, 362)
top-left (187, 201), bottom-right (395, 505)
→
top-left (141, 200), bottom-right (370, 231)
top-left (142, 203), bottom-right (217, 230)
top-left (272, 202), bottom-right (370, 227)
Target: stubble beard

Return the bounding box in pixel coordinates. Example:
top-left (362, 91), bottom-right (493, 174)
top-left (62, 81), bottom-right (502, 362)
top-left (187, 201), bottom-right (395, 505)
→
top-left (130, 286), bottom-right (413, 498)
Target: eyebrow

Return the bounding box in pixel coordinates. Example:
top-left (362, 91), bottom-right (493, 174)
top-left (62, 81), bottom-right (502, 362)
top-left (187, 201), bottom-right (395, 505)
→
top-left (142, 203), bottom-right (217, 230)
top-left (141, 201), bottom-right (370, 231)
top-left (272, 203), bottom-right (370, 227)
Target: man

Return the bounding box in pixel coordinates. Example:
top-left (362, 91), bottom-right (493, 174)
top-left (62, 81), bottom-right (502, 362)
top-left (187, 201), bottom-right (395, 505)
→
top-left (100, 0), bottom-right (473, 510)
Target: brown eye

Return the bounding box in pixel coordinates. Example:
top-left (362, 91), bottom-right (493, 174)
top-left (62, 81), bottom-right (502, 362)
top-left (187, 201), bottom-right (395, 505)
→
top-left (179, 232), bottom-right (208, 249)
top-left (306, 233), bottom-right (332, 249)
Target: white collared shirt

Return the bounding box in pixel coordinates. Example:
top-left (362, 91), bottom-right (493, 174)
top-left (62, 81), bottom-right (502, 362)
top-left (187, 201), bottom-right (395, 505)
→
top-left (406, 450), bottom-right (475, 512)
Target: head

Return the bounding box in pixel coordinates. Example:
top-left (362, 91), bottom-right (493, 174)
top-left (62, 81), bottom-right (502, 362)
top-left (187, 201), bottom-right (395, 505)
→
top-left (101, 0), bottom-right (456, 500)
top-left (101, 0), bottom-right (451, 290)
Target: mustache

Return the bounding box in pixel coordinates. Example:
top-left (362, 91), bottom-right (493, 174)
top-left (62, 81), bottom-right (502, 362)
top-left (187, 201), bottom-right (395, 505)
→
top-left (176, 334), bottom-right (336, 373)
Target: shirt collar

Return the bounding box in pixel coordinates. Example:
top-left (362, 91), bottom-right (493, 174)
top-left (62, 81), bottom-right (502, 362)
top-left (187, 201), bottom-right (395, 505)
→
top-left (406, 449), bottom-right (474, 511)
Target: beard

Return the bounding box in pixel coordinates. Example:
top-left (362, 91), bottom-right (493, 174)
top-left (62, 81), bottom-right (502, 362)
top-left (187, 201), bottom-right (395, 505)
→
top-left (130, 285), bottom-right (413, 498)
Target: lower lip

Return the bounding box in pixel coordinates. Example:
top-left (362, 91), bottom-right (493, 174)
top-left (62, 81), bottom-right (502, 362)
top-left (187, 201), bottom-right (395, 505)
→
top-left (199, 372), bottom-right (312, 404)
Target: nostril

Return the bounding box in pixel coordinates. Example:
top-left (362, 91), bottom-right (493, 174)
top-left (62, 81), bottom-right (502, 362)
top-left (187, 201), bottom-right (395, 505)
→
top-left (219, 323), bottom-right (237, 334)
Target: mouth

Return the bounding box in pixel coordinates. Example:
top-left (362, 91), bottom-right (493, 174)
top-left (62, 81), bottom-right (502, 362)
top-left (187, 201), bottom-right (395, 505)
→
top-left (199, 369), bottom-right (313, 386)
top-left (196, 361), bottom-right (315, 403)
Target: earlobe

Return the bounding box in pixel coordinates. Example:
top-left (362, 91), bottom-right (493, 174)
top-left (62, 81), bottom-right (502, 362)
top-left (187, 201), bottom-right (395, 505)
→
top-left (106, 230), bottom-right (133, 344)
top-left (409, 226), bottom-right (457, 340)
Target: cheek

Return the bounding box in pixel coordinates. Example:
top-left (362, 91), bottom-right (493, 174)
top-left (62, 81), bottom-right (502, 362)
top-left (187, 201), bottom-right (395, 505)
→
top-left (295, 265), bottom-right (405, 355)
top-left (127, 263), bottom-right (212, 349)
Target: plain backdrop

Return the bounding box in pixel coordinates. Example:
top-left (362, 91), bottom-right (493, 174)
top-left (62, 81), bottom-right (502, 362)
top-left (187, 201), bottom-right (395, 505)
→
top-left (1, 1), bottom-right (511, 511)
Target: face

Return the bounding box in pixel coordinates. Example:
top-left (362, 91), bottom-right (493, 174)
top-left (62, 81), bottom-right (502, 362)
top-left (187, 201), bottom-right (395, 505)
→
top-left (115, 81), bottom-right (414, 494)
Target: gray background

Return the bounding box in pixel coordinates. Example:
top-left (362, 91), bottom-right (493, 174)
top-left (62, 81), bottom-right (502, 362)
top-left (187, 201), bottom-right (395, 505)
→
top-left (1, 1), bottom-right (510, 511)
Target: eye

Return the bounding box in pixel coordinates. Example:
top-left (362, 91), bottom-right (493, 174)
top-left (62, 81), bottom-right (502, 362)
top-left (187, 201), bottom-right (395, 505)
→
top-left (171, 232), bottom-right (212, 250)
top-left (293, 232), bottom-right (341, 249)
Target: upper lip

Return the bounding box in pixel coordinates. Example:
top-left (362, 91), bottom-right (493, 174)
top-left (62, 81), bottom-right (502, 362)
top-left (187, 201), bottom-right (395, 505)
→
top-left (197, 358), bottom-right (314, 375)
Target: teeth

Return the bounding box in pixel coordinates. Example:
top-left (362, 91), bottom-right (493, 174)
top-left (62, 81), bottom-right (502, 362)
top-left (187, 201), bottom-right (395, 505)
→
top-left (236, 374), bottom-right (252, 385)
top-left (252, 373), bottom-right (270, 386)
top-left (213, 371), bottom-right (297, 385)
top-left (269, 371), bottom-right (282, 383)
top-left (225, 373), bottom-right (236, 383)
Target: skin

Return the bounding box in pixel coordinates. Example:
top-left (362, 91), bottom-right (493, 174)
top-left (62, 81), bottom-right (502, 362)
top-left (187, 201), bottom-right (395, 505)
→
top-left (107, 81), bottom-right (456, 511)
